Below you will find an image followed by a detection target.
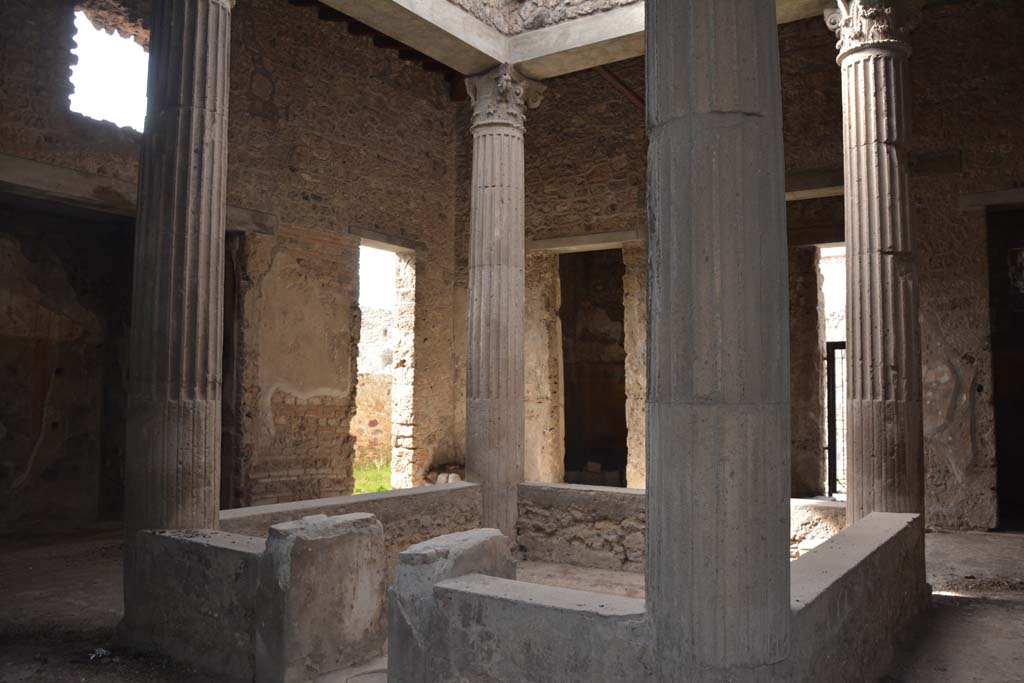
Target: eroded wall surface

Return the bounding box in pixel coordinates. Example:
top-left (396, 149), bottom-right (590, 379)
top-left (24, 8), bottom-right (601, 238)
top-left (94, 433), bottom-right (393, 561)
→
top-left (0, 206), bottom-right (132, 525)
top-left (622, 244), bottom-right (647, 488)
top-left (790, 246), bottom-right (826, 497)
top-left (0, 0), bottom-right (460, 507)
top-left (228, 2), bottom-right (460, 503)
top-left (781, 1), bottom-right (1024, 528)
top-left (507, 1), bottom-right (1022, 527)
top-left (524, 253), bottom-right (565, 483)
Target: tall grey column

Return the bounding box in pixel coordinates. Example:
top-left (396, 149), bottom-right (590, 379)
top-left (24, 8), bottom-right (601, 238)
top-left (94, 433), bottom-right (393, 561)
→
top-left (829, 0), bottom-right (924, 523)
top-left (125, 0), bottom-right (232, 536)
top-left (646, 1), bottom-right (790, 680)
top-left (464, 64), bottom-right (544, 537)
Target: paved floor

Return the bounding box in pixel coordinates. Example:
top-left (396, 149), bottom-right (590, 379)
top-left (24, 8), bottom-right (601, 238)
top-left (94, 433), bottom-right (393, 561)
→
top-left (2, 527), bottom-right (1022, 681)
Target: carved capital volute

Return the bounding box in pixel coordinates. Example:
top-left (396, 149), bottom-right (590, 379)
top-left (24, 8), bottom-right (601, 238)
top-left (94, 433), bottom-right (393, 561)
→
top-left (466, 64), bottom-right (546, 132)
top-left (826, 0), bottom-right (922, 62)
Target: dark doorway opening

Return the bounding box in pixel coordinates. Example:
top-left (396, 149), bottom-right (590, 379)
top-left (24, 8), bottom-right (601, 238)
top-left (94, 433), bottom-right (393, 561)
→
top-left (0, 195), bottom-right (133, 526)
top-left (559, 249), bottom-right (628, 487)
top-left (989, 209), bottom-right (1024, 530)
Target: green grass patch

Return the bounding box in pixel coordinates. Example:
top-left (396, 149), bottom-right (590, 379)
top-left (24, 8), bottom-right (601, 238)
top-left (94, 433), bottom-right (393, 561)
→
top-left (353, 460), bottom-right (391, 494)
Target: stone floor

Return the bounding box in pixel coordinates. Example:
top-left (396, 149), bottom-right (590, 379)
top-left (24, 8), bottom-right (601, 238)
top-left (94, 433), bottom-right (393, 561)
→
top-left (1, 526), bottom-right (1022, 681)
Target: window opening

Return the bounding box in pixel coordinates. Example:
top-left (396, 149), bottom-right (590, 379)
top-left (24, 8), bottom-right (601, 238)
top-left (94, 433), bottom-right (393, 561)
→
top-left (819, 245), bottom-right (847, 498)
top-left (352, 245), bottom-right (399, 494)
top-left (69, 10), bottom-right (148, 131)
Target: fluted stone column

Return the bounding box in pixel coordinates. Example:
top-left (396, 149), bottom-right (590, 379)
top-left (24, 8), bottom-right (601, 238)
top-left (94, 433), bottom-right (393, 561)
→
top-left (464, 65), bottom-right (544, 537)
top-left (646, 1), bottom-right (790, 680)
top-left (125, 0), bottom-right (233, 537)
top-left (829, 0), bottom-right (924, 523)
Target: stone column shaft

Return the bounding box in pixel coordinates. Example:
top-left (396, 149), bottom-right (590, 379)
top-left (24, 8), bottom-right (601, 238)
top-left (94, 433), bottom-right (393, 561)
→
top-left (125, 0), bottom-right (233, 536)
top-left (646, 1), bottom-right (790, 680)
top-left (830, 0), bottom-right (924, 523)
top-left (464, 65), bottom-right (544, 537)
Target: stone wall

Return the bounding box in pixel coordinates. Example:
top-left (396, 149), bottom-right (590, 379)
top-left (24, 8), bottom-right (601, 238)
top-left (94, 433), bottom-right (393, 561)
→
top-left (351, 373), bottom-right (393, 466)
top-left (518, 483), bottom-right (849, 572)
top-left (0, 0), bottom-right (461, 508)
top-left (790, 246), bottom-right (826, 497)
top-left (622, 244), bottom-right (647, 488)
top-left (524, 253), bottom-right (565, 482)
top-left (228, 3), bottom-right (459, 504)
top-left (780, 1), bottom-right (1024, 528)
top-left (0, 204), bottom-right (132, 526)
top-left (220, 482), bottom-right (482, 583)
top-left (508, 1), bottom-right (1023, 528)
top-left (517, 483), bottom-right (645, 572)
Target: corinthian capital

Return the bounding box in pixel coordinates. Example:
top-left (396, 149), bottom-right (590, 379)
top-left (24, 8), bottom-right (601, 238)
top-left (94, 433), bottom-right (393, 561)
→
top-left (826, 0), bottom-right (922, 61)
top-left (466, 64), bottom-right (546, 131)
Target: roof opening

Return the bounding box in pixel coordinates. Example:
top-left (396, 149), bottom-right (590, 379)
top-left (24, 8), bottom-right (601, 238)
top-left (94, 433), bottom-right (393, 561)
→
top-left (69, 10), bottom-right (148, 132)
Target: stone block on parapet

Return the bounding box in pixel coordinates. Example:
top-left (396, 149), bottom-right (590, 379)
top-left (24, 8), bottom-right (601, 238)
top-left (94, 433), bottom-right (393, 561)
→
top-left (123, 513), bottom-right (392, 683)
top-left (256, 513), bottom-right (387, 683)
top-left (122, 529), bottom-right (266, 681)
top-left (388, 529), bottom-right (515, 683)
top-left (792, 512), bottom-right (929, 681)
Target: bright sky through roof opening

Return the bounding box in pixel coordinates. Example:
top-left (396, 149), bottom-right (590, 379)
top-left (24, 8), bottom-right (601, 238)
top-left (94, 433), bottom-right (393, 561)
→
top-left (69, 11), bottom-right (149, 132)
top-left (359, 246), bottom-right (398, 310)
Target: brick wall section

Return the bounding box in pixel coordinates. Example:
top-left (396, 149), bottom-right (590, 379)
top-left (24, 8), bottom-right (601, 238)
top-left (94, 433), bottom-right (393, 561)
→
top-left (230, 2), bottom-right (460, 503)
top-left (351, 374), bottom-right (393, 466)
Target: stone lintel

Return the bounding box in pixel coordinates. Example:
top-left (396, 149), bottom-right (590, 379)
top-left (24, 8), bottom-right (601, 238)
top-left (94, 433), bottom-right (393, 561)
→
top-left (0, 153), bottom-right (276, 234)
top-left (786, 149), bottom-right (962, 202)
top-left (349, 225), bottom-right (420, 252)
top-left (526, 229), bottom-right (642, 254)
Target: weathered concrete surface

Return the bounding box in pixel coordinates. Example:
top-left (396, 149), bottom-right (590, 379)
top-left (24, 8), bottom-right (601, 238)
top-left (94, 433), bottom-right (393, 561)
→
top-left (517, 482), bottom-right (644, 572)
top-left (524, 252), bottom-right (564, 483)
top-left (388, 528), bottom-right (516, 683)
top-left (791, 512), bottom-right (930, 682)
top-left (390, 542), bottom-right (652, 683)
top-left (789, 246), bottom-right (826, 497)
top-left (122, 529), bottom-right (265, 680)
top-left (517, 559), bottom-right (645, 598)
top-left (221, 483), bottom-right (481, 583)
top-left (646, 0), bottom-right (791, 679)
top-left (429, 575), bottom-right (651, 683)
top-left (124, 513), bottom-right (394, 681)
top-left (256, 514), bottom-right (386, 682)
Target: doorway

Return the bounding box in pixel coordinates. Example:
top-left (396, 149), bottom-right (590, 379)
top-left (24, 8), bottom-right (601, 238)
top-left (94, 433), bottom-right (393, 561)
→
top-left (559, 249), bottom-right (628, 487)
top-left (988, 209), bottom-right (1024, 530)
